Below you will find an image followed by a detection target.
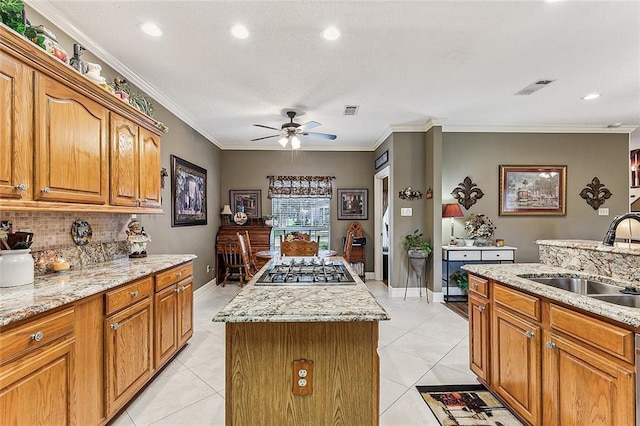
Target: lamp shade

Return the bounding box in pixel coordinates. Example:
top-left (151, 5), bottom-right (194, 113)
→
top-left (442, 203), bottom-right (464, 218)
top-left (220, 204), bottom-right (232, 215)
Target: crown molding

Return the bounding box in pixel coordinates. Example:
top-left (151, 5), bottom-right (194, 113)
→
top-left (442, 124), bottom-right (638, 134)
top-left (27, 0), bottom-right (223, 148)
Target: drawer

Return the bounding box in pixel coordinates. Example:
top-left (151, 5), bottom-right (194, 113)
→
top-left (468, 274), bottom-right (489, 298)
top-left (549, 304), bottom-right (634, 363)
top-left (155, 262), bottom-right (193, 292)
top-left (493, 283), bottom-right (541, 321)
top-left (0, 307), bottom-right (75, 364)
top-left (447, 251), bottom-right (481, 261)
top-left (105, 277), bottom-right (153, 316)
top-left (481, 250), bottom-right (514, 261)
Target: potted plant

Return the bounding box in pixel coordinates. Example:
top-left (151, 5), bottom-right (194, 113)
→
top-left (262, 214), bottom-right (273, 226)
top-left (403, 229), bottom-right (433, 258)
top-left (449, 270), bottom-right (469, 293)
top-left (0, 0), bottom-right (26, 34)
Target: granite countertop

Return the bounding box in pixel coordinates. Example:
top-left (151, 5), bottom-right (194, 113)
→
top-left (213, 257), bottom-right (390, 323)
top-left (0, 254), bottom-right (196, 328)
top-left (462, 262), bottom-right (640, 328)
top-left (536, 239), bottom-right (640, 255)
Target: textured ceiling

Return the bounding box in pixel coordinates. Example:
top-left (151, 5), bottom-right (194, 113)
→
top-left (30, 0), bottom-right (640, 151)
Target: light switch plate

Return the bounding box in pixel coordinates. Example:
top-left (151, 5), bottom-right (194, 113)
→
top-left (598, 207), bottom-right (609, 216)
top-left (401, 208), bottom-right (412, 216)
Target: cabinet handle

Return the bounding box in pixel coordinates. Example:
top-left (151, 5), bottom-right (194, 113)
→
top-left (14, 183), bottom-right (27, 191)
top-left (177, 272), bottom-right (182, 278)
top-left (472, 282), bottom-right (478, 289)
top-left (545, 341), bottom-right (557, 349)
top-left (110, 323), bottom-right (119, 330)
top-left (140, 199), bottom-right (147, 204)
top-left (41, 187), bottom-right (51, 193)
top-left (130, 290), bottom-right (139, 297)
top-left (30, 331), bottom-right (44, 341)
top-left (525, 331), bottom-right (535, 339)
top-left (478, 306), bottom-right (485, 313)
top-left (175, 287), bottom-right (181, 293)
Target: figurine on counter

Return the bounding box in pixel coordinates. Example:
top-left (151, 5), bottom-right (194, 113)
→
top-left (126, 219), bottom-right (151, 258)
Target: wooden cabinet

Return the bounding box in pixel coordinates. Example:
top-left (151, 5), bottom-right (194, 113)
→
top-left (104, 277), bottom-right (153, 417)
top-left (0, 53), bottom-right (33, 200)
top-left (154, 263), bottom-right (194, 369)
top-left (0, 308), bottom-right (76, 425)
top-left (35, 74), bottom-right (109, 204)
top-left (110, 115), bottom-right (161, 208)
top-left (468, 275), bottom-right (490, 382)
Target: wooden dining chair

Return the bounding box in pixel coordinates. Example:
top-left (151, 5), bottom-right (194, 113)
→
top-left (243, 231), bottom-right (259, 272)
top-left (221, 242), bottom-right (245, 287)
top-left (237, 233), bottom-right (257, 279)
top-left (280, 239), bottom-right (319, 257)
top-left (342, 232), bottom-right (354, 263)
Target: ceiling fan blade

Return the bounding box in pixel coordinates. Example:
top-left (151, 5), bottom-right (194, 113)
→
top-left (297, 121), bottom-right (321, 132)
top-left (305, 132), bottom-right (337, 140)
top-left (251, 134), bottom-right (281, 141)
top-left (254, 124), bottom-right (282, 132)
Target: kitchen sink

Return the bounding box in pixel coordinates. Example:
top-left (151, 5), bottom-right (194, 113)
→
top-left (588, 294), bottom-right (640, 308)
top-left (522, 276), bottom-right (623, 295)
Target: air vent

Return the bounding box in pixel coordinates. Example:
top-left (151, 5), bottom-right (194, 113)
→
top-left (343, 105), bottom-right (360, 116)
top-left (514, 79), bottom-right (556, 96)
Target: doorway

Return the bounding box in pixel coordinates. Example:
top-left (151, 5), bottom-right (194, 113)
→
top-left (374, 166), bottom-right (390, 285)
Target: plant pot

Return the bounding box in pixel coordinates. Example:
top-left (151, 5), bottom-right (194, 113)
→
top-left (264, 219), bottom-right (273, 226)
top-left (464, 239), bottom-right (474, 247)
top-left (407, 249), bottom-right (429, 277)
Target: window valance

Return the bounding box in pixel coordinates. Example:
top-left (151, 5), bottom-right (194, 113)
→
top-left (267, 176), bottom-right (334, 198)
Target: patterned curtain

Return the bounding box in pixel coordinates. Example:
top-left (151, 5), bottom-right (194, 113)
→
top-left (267, 176), bottom-right (333, 198)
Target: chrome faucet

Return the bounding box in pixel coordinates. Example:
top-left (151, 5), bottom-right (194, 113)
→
top-left (602, 213), bottom-right (640, 246)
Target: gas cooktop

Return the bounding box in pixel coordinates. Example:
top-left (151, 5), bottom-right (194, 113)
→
top-left (254, 258), bottom-right (356, 286)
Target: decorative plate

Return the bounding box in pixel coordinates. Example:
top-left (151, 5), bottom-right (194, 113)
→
top-left (71, 220), bottom-right (92, 246)
top-left (233, 212), bottom-right (248, 225)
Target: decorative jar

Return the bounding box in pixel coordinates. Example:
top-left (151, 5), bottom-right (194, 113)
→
top-left (0, 249), bottom-right (35, 287)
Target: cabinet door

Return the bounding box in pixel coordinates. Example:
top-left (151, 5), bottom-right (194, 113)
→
top-left (110, 114), bottom-right (139, 206)
top-left (105, 298), bottom-right (152, 417)
top-left (0, 53), bottom-right (33, 200)
top-left (0, 338), bottom-right (75, 425)
top-left (154, 284), bottom-right (178, 369)
top-left (138, 127), bottom-right (161, 208)
top-left (468, 294), bottom-right (490, 382)
top-left (542, 331), bottom-right (635, 426)
top-left (35, 74), bottom-right (108, 204)
top-left (491, 306), bottom-right (541, 425)
top-left (177, 277), bottom-right (194, 347)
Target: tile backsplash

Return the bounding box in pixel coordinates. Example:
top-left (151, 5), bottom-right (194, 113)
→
top-left (2, 212), bottom-right (133, 275)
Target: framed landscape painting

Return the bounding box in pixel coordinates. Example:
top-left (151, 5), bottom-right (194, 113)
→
top-left (338, 188), bottom-right (368, 220)
top-left (230, 190), bottom-right (262, 218)
top-left (171, 155), bottom-right (207, 226)
top-left (499, 165), bottom-right (567, 216)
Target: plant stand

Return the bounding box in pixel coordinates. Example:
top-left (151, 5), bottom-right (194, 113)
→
top-left (405, 254), bottom-right (429, 302)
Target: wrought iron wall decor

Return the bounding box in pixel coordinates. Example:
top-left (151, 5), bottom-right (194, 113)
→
top-left (451, 176), bottom-right (484, 210)
top-left (399, 187), bottom-right (423, 201)
top-left (579, 177), bottom-right (612, 210)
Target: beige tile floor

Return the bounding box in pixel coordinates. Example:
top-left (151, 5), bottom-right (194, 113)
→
top-left (111, 280), bottom-right (476, 426)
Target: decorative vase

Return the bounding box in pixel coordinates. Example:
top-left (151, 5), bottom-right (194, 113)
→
top-left (474, 237), bottom-right (488, 246)
top-left (464, 239), bottom-right (474, 247)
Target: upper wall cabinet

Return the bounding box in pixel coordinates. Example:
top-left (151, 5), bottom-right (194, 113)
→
top-left (0, 25), bottom-right (164, 213)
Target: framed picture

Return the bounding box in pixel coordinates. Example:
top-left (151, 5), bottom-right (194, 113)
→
top-left (375, 150), bottom-right (388, 169)
top-left (230, 190), bottom-right (262, 218)
top-left (631, 149), bottom-right (640, 188)
top-left (338, 188), bottom-right (368, 220)
top-left (171, 155), bottom-right (207, 227)
top-left (499, 165), bottom-right (567, 216)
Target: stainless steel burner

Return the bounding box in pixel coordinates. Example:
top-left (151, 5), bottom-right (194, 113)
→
top-left (255, 259), bottom-right (356, 286)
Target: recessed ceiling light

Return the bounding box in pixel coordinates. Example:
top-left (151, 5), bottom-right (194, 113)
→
top-left (139, 22), bottom-right (162, 37)
top-left (322, 27), bottom-right (341, 41)
top-left (582, 93), bottom-right (601, 100)
top-left (230, 24), bottom-right (250, 39)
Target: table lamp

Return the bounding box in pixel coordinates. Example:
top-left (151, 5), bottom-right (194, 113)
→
top-left (442, 203), bottom-right (464, 245)
top-left (220, 204), bottom-right (233, 225)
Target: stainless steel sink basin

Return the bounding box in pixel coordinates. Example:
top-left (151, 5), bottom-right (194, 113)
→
top-left (522, 276), bottom-right (623, 295)
top-left (588, 294), bottom-right (640, 308)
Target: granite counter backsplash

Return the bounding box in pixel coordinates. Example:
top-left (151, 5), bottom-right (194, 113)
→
top-left (0, 254), bottom-right (196, 328)
top-left (32, 241), bottom-right (130, 276)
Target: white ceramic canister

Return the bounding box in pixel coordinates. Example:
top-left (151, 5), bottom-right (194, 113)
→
top-left (0, 249), bottom-right (35, 287)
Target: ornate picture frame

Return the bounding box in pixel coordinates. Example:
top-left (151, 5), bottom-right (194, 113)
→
top-left (230, 190), bottom-right (262, 219)
top-left (338, 188), bottom-right (368, 220)
top-left (171, 155), bottom-right (207, 226)
top-left (499, 165), bottom-right (567, 216)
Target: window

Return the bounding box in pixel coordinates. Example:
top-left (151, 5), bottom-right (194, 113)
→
top-left (271, 198), bottom-right (331, 250)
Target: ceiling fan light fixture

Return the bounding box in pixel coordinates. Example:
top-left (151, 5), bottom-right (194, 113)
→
top-left (291, 136), bottom-right (301, 150)
top-left (278, 136), bottom-right (289, 147)
top-left (230, 24), bottom-right (250, 39)
top-left (322, 27), bottom-right (341, 41)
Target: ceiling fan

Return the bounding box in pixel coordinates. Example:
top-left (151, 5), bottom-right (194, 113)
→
top-left (251, 111), bottom-right (337, 149)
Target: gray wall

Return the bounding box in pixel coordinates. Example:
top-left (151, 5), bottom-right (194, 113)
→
top-left (219, 150), bottom-right (375, 266)
top-left (442, 132), bottom-right (630, 262)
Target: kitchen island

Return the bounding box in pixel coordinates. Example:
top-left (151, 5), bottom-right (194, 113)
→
top-left (213, 257), bottom-right (389, 426)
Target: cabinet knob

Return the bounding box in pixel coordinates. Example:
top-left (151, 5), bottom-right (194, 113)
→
top-left (545, 341), bottom-right (557, 349)
top-left (175, 287), bottom-right (181, 293)
top-left (478, 306), bottom-right (485, 313)
top-left (525, 331), bottom-right (535, 339)
top-left (110, 323), bottom-right (119, 330)
top-left (130, 290), bottom-right (139, 297)
top-left (41, 187), bottom-right (51, 193)
top-left (30, 331), bottom-right (44, 341)
top-left (14, 183), bottom-right (27, 191)
top-left (177, 272), bottom-right (182, 278)
top-left (472, 283), bottom-right (478, 289)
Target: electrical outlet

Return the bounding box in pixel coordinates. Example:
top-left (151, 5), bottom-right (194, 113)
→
top-left (206, 265), bottom-right (211, 273)
top-left (292, 359), bottom-right (313, 395)
top-left (598, 207), bottom-right (609, 216)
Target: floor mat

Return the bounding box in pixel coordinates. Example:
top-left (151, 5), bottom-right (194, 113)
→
top-left (416, 384), bottom-right (523, 426)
